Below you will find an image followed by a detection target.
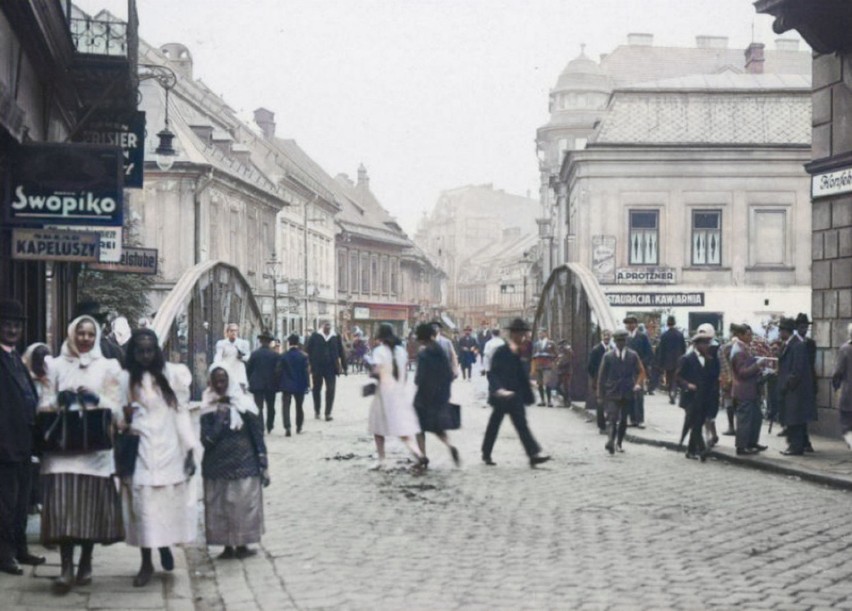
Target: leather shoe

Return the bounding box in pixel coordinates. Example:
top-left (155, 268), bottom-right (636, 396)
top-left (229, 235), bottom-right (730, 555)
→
top-left (750, 444), bottom-right (768, 452)
top-left (16, 552), bottom-right (45, 566)
top-left (530, 455), bottom-right (551, 467)
top-left (0, 560), bottom-right (23, 575)
top-left (217, 546), bottom-right (235, 560)
top-left (235, 546), bottom-right (257, 559)
top-left (325, 416), bottom-right (333, 422)
top-left (482, 457), bottom-right (496, 466)
top-left (780, 449), bottom-right (804, 456)
top-left (605, 440), bottom-right (614, 455)
top-left (804, 444), bottom-right (815, 453)
top-left (736, 448), bottom-right (758, 456)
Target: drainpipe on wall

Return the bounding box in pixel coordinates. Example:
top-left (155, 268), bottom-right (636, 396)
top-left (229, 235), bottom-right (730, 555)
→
top-left (194, 167), bottom-right (214, 265)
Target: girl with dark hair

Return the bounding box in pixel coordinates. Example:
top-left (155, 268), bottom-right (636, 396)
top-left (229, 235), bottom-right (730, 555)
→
top-left (120, 328), bottom-right (197, 587)
top-left (366, 324), bottom-right (425, 471)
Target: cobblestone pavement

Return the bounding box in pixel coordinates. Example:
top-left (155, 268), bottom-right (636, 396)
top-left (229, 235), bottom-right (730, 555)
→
top-left (188, 366), bottom-right (852, 611)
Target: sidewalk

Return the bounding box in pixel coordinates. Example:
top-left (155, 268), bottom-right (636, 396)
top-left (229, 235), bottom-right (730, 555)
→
top-left (570, 392), bottom-right (852, 490)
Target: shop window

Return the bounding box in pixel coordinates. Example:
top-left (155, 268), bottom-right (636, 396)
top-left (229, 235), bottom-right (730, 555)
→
top-left (628, 210), bottom-right (658, 265)
top-left (370, 255), bottom-right (379, 294)
top-left (338, 250), bottom-right (348, 292)
top-left (691, 210), bottom-right (721, 266)
top-left (360, 254), bottom-right (370, 293)
top-left (350, 252), bottom-right (359, 293)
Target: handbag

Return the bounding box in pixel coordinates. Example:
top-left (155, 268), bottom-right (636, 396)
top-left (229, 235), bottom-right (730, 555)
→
top-left (439, 402), bottom-right (462, 430)
top-left (35, 391), bottom-right (113, 454)
top-left (114, 432), bottom-right (141, 478)
top-left (362, 382), bottom-right (377, 397)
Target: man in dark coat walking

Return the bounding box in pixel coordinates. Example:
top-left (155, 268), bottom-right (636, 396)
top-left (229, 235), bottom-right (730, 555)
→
top-left (624, 316), bottom-right (652, 427)
top-left (277, 334), bottom-right (310, 435)
top-left (0, 299), bottom-right (45, 575)
top-left (796, 313), bottom-right (818, 398)
top-left (656, 316), bottom-right (686, 404)
top-left (481, 318), bottom-right (551, 468)
top-left (597, 328), bottom-right (645, 454)
top-left (778, 317), bottom-right (818, 455)
top-left (305, 321), bottom-right (347, 421)
top-left (675, 329), bottom-right (719, 461)
top-left (586, 329), bottom-right (612, 434)
top-left (247, 331), bottom-right (279, 433)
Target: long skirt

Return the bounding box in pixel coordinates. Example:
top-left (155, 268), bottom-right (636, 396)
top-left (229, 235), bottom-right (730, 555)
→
top-left (41, 473), bottom-right (124, 544)
top-left (122, 481), bottom-right (196, 548)
top-left (204, 477), bottom-right (264, 547)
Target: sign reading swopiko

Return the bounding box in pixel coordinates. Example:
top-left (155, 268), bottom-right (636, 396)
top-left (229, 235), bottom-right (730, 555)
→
top-left (811, 167), bottom-right (852, 199)
top-left (5, 143), bottom-right (123, 226)
top-left (615, 267), bottom-right (676, 284)
top-left (607, 293), bottom-right (705, 307)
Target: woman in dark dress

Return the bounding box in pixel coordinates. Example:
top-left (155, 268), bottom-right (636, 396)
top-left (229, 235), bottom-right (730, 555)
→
top-left (413, 323), bottom-right (460, 467)
top-left (200, 366), bottom-right (269, 560)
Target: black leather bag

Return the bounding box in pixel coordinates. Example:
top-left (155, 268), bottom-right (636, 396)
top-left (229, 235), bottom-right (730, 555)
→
top-left (114, 432), bottom-right (141, 478)
top-left (439, 402), bottom-right (462, 430)
top-left (35, 391), bottom-right (113, 454)
top-left (361, 382), bottom-right (377, 397)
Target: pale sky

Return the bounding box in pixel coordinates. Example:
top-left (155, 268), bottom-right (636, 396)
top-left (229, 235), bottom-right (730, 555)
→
top-left (79, 0), bottom-right (794, 234)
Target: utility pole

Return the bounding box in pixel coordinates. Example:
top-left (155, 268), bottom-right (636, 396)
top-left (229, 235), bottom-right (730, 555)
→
top-left (303, 197), bottom-right (308, 335)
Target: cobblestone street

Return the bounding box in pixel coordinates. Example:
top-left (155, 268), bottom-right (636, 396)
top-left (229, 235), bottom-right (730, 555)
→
top-left (187, 367), bottom-right (852, 610)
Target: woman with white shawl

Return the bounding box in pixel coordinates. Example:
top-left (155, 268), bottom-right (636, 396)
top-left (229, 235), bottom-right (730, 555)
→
top-left (200, 364), bottom-right (269, 559)
top-left (40, 315), bottom-right (124, 593)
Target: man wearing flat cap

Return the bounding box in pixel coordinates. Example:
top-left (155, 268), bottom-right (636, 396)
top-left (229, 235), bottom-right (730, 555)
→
top-left (0, 299), bottom-right (45, 574)
top-left (247, 331), bottom-right (280, 434)
top-left (597, 327), bottom-right (646, 454)
top-left (777, 317), bottom-right (817, 455)
top-left (481, 318), bottom-right (551, 468)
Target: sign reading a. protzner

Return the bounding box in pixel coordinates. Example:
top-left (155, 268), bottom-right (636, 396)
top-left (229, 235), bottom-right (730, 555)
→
top-left (811, 167), bottom-right (852, 199)
top-left (89, 247), bottom-right (158, 275)
top-left (74, 111), bottom-right (145, 188)
top-left (615, 267), bottom-right (676, 284)
top-left (6, 143), bottom-right (123, 226)
top-left (12, 228), bottom-right (100, 262)
top-left (607, 292), bottom-right (705, 307)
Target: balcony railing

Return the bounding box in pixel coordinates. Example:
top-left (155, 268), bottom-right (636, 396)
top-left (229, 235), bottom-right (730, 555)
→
top-left (68, 11), bottom-right (129, 56)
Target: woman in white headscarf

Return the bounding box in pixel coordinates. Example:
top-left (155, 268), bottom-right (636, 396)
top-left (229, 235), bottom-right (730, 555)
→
top-left (40, 315), bottom-right (124, 593)
top-left (23, 342), bottom-right (53, 410)
top-left (200, 365), bottom-right (269, 560)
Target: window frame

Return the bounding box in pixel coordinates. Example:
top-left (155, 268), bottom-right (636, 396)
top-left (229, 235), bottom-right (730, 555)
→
top-left (628, 209), bottom-right (659, 266)
top-left (690, 209), bottom-right (722, 267)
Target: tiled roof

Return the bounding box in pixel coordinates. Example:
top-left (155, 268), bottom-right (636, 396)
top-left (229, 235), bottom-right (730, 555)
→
top-left (621, 72), bottom-right (810, 91)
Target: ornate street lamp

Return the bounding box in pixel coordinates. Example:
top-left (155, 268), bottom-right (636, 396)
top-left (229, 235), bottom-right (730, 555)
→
top-left (138, 64), bottom-right (177, 171)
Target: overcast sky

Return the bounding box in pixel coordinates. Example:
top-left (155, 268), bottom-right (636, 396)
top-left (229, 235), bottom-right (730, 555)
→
top-left (79, 0), bottom-right (796, 234)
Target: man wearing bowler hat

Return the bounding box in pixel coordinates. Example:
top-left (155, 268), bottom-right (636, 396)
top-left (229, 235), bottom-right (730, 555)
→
top-left (778, 317), bottom-right (818, 455)
top-left (0, 299), bottom-right (45, 574)
top-left (247, 331), bottom-right (280, 433)
top-left (481, 318), bottom-right (551, 468)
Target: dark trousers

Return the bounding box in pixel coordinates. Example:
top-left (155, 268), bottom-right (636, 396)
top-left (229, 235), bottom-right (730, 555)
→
top-left (461, 364), bottom-right (472, 379)
top-left (665, 368), bottom-right (678, 404)
top-left (281, 392), bottom-right (305, 432)
top-left (605, 399), bottom-right (630, 446)
top-left (311, 371), bottom-right (337, 416)
top-left (253, 391), bottom-right (277, 432)
top-left (785, 423), bottom-right (811, 453)
top-left (630, 390), bottom-right (645, 424)
top-left (684, 405), bottom-right (706, 456)
top-left (587, 377), bottom-right (606, 431)
top-left (0, 461), bottom-right (32, 561)
top-left (481, 402), bottom-right (541, 459)
top-left (735, 399), bottom-right (762, 449)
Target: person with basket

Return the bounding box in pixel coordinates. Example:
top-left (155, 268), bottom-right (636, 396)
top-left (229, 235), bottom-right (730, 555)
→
top-left (118, 328), bottom-right (197, 587)
top-left (37, 315), bottom-right (124, 593)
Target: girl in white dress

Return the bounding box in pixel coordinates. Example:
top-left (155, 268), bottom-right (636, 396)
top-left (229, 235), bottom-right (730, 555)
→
top-left (119, 328), bottom-right (197, 587)
top-left (367, 324), bottom-right (425, 471)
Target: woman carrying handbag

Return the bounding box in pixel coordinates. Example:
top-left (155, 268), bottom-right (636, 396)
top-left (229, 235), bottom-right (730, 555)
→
top-left (38, 315), bottom-right (124, 593)
top-left (119, 328), bottom-right (197, 587)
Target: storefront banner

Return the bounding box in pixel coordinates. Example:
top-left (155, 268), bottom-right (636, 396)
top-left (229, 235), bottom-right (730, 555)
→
top-left (6, 143), bottom-right (123, 226)
top-left (74, 111), bottom-right (145, 188)
top-left (615, 267), bottom-right (676, 284)
top-left (89, 247), bottom-right (158, 275)
top-left (12, 228), bottom-right (100, 263)
top-left (592, 235), bottom-right (616, 283)
top-left (47, 225), bottom-right (122, 262)
top-left (353, 307), bottom-right (370, 320)
top-left (607, 292), bottom-right (704, 307)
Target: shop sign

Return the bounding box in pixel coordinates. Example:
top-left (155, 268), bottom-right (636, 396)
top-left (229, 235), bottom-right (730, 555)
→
top-left (47, 225), bottom-right (122, 263)
top-left (353, 306), bottom-right (370, 319)
top-left (592, 235), bottom-right (616, 283)
top-left (812, 166), bottom-right (852, 199)
top-left (74, 111), bottom-right (145, 188)
top-left (12, 228), bottom-right (99, 263)
top-left (607, 292), bottom-right (705, 307)
top-left (615, 267), bottom-right (676, 284)
top-left (6, 143), bottom-right (123, 226)
top-left (89, 247), bottom-right (158, 275)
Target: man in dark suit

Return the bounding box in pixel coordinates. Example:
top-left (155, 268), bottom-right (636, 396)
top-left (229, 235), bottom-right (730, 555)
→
top-left (0, 299), bottom-right (45, 575)
top-left (675, 329), bottom-right (719, 461)
top-left (247, 331), bottom-right (279, 433)
top-left (796, 313), bottom-right (818, 398)
top-left (624, 316), bottom-right (652, 427)
top-left (778, 317), bottom-right (818, 455)
top-left (656, 316), bottom-right (686, 405)
top-left (277, 334), bottom-right (311, 435)
top-left (481, 318), bottom-right (551, 468)
top-left (586, 329), bottom-right (612, 434)
top-left (597, 328), bottom-right (645, 454)
top-left (305, 321), bottom-right (347, 421)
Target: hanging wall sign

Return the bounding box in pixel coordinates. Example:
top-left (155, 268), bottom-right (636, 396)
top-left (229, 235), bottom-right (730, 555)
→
top-left (592, 235), bottom-right (616, 283)
top-left (12, 228), bottom-right (100, 262)
top-left (46, 225), bottom-right (122, 263)
top-left (615, 267), bottom-right (676, 284)
top-left (74, 111), bottom-right (146, 188)
top-left (5, 143), bottom-right (123, 226)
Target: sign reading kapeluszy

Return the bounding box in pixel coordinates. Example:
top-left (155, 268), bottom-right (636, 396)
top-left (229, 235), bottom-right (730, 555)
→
top-left (6, 143), bottom-right (123, 226)
top-left (74, 111), bottom-right (145, 188)
top-left (12, 228), bottom-right (100, 263)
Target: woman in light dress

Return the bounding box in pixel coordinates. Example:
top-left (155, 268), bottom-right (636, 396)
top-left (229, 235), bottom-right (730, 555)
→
top-left (200, 365), bottom-right (268, 559)
top-left (119, 328), bottom-right (197, 587)
top-left (367, 324), bottom-right (426, 471)
top-left (40, 315), bottom-right (124, 593)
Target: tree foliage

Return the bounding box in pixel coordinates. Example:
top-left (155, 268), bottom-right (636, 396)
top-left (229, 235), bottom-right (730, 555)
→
top-left (78, 268), bottom-right (154, 323)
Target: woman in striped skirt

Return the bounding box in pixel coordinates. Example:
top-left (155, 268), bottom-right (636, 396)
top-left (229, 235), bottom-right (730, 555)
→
top-left (40, 315), bottom-right (124, 593)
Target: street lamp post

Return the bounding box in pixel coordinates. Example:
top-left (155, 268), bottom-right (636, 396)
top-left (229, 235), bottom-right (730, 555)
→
top-left (264, 253), bottom-right (281, 340)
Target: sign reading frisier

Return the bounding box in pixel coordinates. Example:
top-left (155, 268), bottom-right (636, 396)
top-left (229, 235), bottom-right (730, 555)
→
top-left (5, 143), bottom-right (123, 226)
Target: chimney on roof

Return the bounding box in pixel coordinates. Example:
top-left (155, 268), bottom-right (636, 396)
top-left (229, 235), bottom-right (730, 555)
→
top-left (745, 42), bottom-right (765, 74)
top-left (775, 38), bottom-right (800, 51)
top-left (695, 35), bottom-right (728, 49)
top-left (253, 107), bottom-right (276, 139)
top-left (160, 43), bottom-right (193, 80)
top-left (627, 33), bottom-right (653, 46)
top-left (357, 163), bottom-right (369, 189)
